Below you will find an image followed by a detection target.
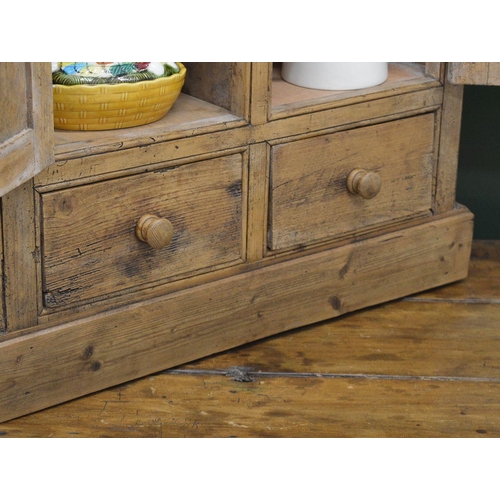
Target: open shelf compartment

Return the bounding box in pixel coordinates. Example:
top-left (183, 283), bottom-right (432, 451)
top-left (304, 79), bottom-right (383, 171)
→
top-left (54, 63), bottom-right (251, 161)
top-left (271, 62), bottom-right (443, 119)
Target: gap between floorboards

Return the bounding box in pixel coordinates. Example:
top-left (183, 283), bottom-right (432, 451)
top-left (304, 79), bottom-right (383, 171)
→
top-left (403, 297), bottom-right (500, 304)
top-left (162, 367), bottom-right (500, 384)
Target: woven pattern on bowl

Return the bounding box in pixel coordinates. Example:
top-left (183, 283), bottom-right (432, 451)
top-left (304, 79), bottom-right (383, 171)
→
top-left (53, 63), bottom-right (186, 130)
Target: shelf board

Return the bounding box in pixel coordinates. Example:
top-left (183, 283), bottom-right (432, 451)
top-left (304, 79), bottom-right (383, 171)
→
top-left (271, 63), bottom-right (441, 119)
top-left (54, 93), bottom-right (246, 160)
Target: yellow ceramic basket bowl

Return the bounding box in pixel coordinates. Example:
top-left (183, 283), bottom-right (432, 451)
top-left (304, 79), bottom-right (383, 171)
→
top-left (53, 63), bottom-right (186, 131)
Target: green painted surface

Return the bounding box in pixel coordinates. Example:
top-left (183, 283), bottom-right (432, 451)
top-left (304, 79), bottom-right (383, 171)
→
top-left (457, 85), bottom-right (500, 239)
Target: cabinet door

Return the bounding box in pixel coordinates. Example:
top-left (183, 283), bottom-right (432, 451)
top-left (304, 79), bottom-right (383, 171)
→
top-left (0, 62), bottom-right (54, 197)
top-left (448, 63), bottom-right (500, 85)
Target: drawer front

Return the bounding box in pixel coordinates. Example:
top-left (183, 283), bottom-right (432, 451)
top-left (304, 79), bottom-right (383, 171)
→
top-left (41, 153), bottom-right (245, 308)
top-left (268, 114), bottom-right (436, 251)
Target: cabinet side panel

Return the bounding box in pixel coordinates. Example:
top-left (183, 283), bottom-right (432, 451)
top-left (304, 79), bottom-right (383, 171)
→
top-left (434, 78), bottom-right (464, 214)
top-left (182, 63), bottom-right (250, 120)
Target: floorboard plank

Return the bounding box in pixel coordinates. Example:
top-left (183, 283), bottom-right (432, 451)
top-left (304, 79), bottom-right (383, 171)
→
top-left (1, 374), bottom-right (499, 437)
top-left (179, 301), bottom-right (500, 380)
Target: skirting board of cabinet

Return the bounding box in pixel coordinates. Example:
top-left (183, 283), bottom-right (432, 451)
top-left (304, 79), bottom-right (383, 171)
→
top-left (0, 208), bottom-right (473, 423)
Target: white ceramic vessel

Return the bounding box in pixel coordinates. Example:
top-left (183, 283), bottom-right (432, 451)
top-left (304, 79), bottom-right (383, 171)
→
top-left (281, 62), bottom-right (388, 91)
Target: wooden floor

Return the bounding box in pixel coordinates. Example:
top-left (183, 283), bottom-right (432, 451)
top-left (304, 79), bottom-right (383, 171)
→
top-left (1, 240), bottom-right (499, 438)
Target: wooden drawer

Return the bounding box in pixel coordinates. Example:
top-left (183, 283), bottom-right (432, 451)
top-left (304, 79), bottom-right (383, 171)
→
top-left (268, 113), bottom-right (436, 251)
top-left (40, 152), bottom-right (246, 308)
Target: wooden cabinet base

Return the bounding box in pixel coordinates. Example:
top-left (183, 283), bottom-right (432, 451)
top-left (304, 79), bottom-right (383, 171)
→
top-left (0, 208), bottom-right (473, 423)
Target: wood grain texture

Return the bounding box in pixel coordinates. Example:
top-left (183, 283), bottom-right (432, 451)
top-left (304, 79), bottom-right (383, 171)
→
top-left (268, 113), bottom-right (435, 250)
top-left (135, 215), bottom-right (174, 249)
top-left (425, 63), bottom-right (443, 81)
top-left (271, 62), bottom-right (441, 119)
top-left (250, 63), bottom-right (271, 125)
top-left (0, 239), bottom-right (496, 438)
top-left (2, 180), bottom-right (39, 331)
top-left (41, 153), bottom-right (246, 308)
top-left (39, 88), bottom-right (443, 189)
top-left (1, 373), bottom-right (499, 438)
top-left (0, 62), bottom-right (477, 435)
top-left (0, 209), bottom-right (472, 423)
top-left (183, 301), bottom-right (500, 379)
top-left (181, 241), bottom-right (500, 378)
top-left (51, 93), bottom-right (247, 162)
top-left (42, 126), bottom-right (251, 189)
top-left (448, 63), bottom-right (500, 86)
top-left (486, 64), bottom-right (500, 85)
top-left (434, 77), bottom-right (464, 214)
top-left (246, 143), bottom-right (269, 262)
top-left (346, 169), bottom-right (382, 199)
top-left (182, 63), bottom-right (251, 120)
top-left (0, 63), bottom-right (54, 197)
top-left (28, 63), bottom-right (55, 179)
top-left (0, 130), bottom-right (35, 198)
top-left (0, 63), bottom-right (27, 143)
top-left (408, 240), bottom-right (500, 303)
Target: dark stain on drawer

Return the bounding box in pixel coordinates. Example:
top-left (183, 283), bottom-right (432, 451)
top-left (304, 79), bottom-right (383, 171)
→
top-left (41, 153), bottom-right (245, 308)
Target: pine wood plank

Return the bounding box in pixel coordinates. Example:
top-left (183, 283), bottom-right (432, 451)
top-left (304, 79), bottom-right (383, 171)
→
top-left (182, 63), bottom-right (251, 120)
top-left (447, 63), bottom-right (500, 86)
top-left (0, 130), bottom-right (36, 198)
top-left (409, 240), bottom-right (500, 303)
top-left (1, 373), bottom-right (499, 437)
top-left (2, 180), bottom-right (39, 331)
top-left (250, 63), bottom-right (271, 125)
top-left (0, 63), bottom-right (27, 143)
top-left (2, 238), bottom-right (493, 437)
top-left (486, 64), bottom-right (500, 86)
top-left (434, 78), bottom-right (464, 214)
top-left (268, 114), bottom-right (435, 250)
top-left (41, 128), bottom-right (252, 190)
top-left (425, 63), bottom-right (443, 81)
top-left (450, 63), bottom-right (488, 85)
top-left (29, 63), bottom-right (55, 180)
top-left (40, 89), bottom-right (442, 188)
top-left (0, 63), bottom-right (54, 197)
top-left (246, 143), bottom-right (269, 262)
top-left (0, 210), bottom-right (472, 423)
top-left (264, 88), bottom-right (443, 145)
top-left (52, 93), bottom-right (247, 161)
top-left (271, 63), bottom-right (440, 119)
top-left (41, 153), bottom-right (246, 308)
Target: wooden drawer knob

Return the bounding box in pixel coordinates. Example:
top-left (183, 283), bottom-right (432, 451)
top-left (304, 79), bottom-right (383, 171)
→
top-left (135, 215), bottom-right (174, 249)
top-left (346, 169), bottom-right (381, 199)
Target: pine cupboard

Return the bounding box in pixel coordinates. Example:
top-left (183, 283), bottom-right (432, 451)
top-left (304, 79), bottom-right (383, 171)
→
top-left (0, 62), bottom-right (484, 422)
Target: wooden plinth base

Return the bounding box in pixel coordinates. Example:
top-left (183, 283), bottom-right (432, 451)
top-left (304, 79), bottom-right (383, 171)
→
top-left (0, 208), bottom-right (473, 423)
